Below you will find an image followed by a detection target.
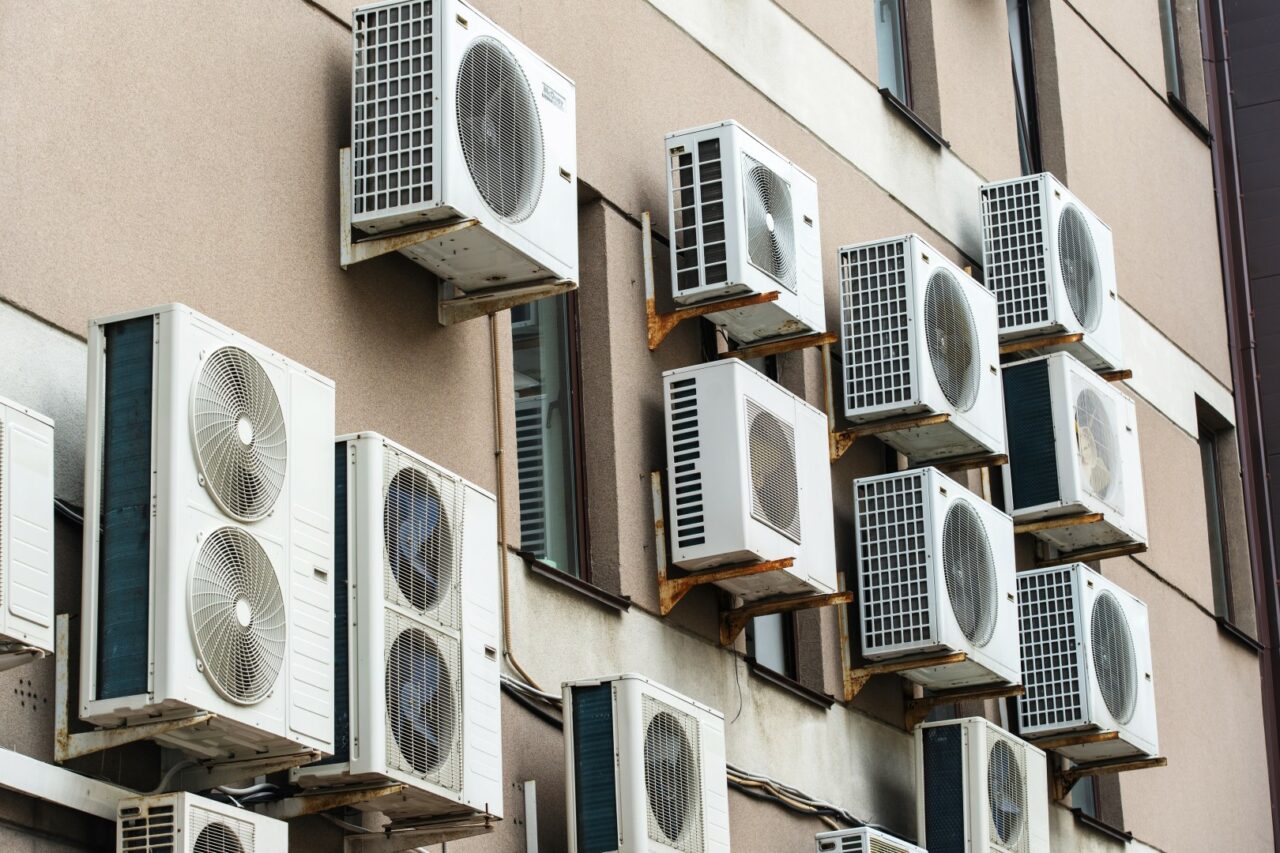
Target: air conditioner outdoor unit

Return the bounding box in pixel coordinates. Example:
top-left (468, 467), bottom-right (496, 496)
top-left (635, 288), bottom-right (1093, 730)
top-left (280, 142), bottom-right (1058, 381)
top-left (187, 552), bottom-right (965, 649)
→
top-left (350, 0), bottom-right (578, 292)
top-left (665, 120), bottom-right (824, 344)
top-left (81, 304), bottom-right (336, 764)
top-left (663, 359), bottom-right (836, 600)
top-left (916, 717), bottom-right (1049, 853)
top-left (980, 172), bottom-right (1121, 370)
top-left (117, 791), bottom-right (287, 852)
top-left (854, 467), bottom-right (1018, 690)
top-left (839, 233), bottom-right (1005, 462)
top-left (1002, 352), bottom-right (1147, 550)
top-left (1018, 562), bottom-right (1158, 761)
top-left (816, 826), bottom-right (925, 853)
top-left (0, 395), bottom-right (54, 670)
top-left (294, 433), bottom-right (502, 823)
top-left (564, 673), bottom-right (730, 853)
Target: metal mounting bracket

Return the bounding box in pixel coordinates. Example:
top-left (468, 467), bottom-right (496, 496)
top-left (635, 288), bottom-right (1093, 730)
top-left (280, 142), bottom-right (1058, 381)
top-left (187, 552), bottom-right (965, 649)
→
top-left (719, 590), bottom-right (853, 647)
top-left (344, 823), bottom-right (496, 853)
top-left (927, 452), bottom-right (1009, 474)
top-left (718, 331), bottom-right (840, 362)
top-left (1036, 540), bottom-right (1148, 568)
top-left (903, 683), bottom-right (1025, 731)
top-left (1028, 730), bottom-right (1121, 753)
top-left (1052, 754), bottom-right (1167, 800)
top-left (999, 332), bottom-right (1086, 356)
top-left (1013, 512), bottom-right (1104, 535)
top-left (844, 651), bottom-right (968, 702)
top-left (437, 278), bottom-right (577, 326)
top-left (260, 783), bottom-right (406, 821)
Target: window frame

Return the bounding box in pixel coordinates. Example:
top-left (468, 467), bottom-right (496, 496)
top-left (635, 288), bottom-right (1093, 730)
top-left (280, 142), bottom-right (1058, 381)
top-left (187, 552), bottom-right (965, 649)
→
top-left (1007, 0), bottom-right (1043, 174)
top-left (1199, 422), bottom-right (1234, 623)
top-left (875, 0), bottom-right (912, 107)
top-left (1157, 0), bottom-right (1186, 105)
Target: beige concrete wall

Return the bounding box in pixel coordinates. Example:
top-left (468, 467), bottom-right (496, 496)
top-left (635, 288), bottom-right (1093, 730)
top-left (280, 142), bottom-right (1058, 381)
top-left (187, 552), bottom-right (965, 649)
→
top-left (1061, 0), bottom-right (1169, 97)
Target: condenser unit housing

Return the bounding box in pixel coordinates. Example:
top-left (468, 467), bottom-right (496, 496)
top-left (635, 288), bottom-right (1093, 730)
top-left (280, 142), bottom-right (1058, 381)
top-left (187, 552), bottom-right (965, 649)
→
top-left (81, 304), bottom-right (336, 763)
top-left (564, 673), bottom-right (730, 853)
top-left (1002, 352), bottom-right (1147, 550)
top-left (663, 359), bottom-right (836, 600)
top-left (816, 826), bottom-right (925, 853)
top-left (1018, 562), bottom-right (1158, 761)
top-left (980, 172), bottom-right (1121, 370)
top-left (665, 120), bottom-right (824, 344)
top-left (294, 433), bottom-right (502, 823)
top-left (855, 468), bottom-right (1019, 689)
top-left (0, 395), bottom-right (54, 669)
top-left (350, 0), bottom-right (578, 291)
top-left (117, 791), bottom-right (287, 852)
top-left (839, 233), bottom-right (1005, 461)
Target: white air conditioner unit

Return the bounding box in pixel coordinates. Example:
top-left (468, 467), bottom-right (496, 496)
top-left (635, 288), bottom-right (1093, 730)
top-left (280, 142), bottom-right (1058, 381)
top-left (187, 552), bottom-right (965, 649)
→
top-left (350, 0), bottom-right (578, 292)
top-left (980, 172), bottom-right (1121, 370)
top-left (117, 791), bottom-right (287, 852)
top-left (663, 359), bottom-right (836, 600)
top-left (854, 468), bottom-right (1018, 690)
top-left (294, 433), bottom-right (502, 823)
top-left (0, 396), bottom-right (54, 670)
top-left (1018, 562), bottom-right (1158, 761)
top-left (839, 233), bottom-right (1005, 462)
top-left (81, 304), bottom-right (336, 764)
top-left (564, 673), bottom-right (730, 853)
top-left (1001, 352), bottom-right (1147, 550)
top-left (665, 120), bottom-right (824, 344)
top-left (816, 826), bottom-right (925, 853)
top-left (916, 717), bottom-right (1049, 853)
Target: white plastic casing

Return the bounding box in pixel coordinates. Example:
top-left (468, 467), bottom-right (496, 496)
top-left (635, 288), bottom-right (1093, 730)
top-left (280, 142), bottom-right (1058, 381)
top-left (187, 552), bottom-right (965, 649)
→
top-left (117, 791), bottom-right (288, 852)
top-left (980, 172), bottom-right (1122, 370)
top-left (855, 468), bottom-right (1019, 689)
top-left (663, 359), bottom-right (837, 600)
top-left (81, 304), bottom-right (336, 761)
top-left (1001, 352), bottom-right (1148, 550)
top-left (816, 826), bottom-right (926, 853)
top-left (839, 233), bottom-right (1005, 461)
top-left (1017, 562), bottom-right (1158, 761)
top-left (0, 396), bottom-right (54, 664)
top-left (295, 433), bottom-right (502, 822)
top-left (563, 673), bottom-right (730, 853)
top-left (665, 120), bottom-right (825, 344)
top-left (350, 0), bottom-right (578, 291)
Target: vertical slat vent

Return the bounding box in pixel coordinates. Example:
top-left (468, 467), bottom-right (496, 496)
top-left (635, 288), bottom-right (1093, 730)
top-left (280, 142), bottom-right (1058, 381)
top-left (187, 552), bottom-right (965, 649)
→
top-left (1003, 359), bottom-right (1059, 510)
top-left (1017, 567), bottom-right (1084, 731)
top-left (384, 614), bottom-right (463, 791)
top-left (857, 473), bottom-right (932, 653)
top-left (816, 829), bottom-right (920, 853)
top-left (744, 398), bottom-right (801, 544)
top-left (670, 137), bottom-right (728, 292)
top-left (515, 395), bottom-right (548, 558)
top-left (667, 378), bottom-right (706, 549)
top-left (642, 694), bottom-right (705, 853)
top-left (571, 685), bottom-right (619, 853)
top-left (981, 177), bottom-right (1049, 331)
top-left (118, 801), bottom-right (175, 852)
top-left (321, 444), bottom-right (352, 766)
top-left (840, 240), bottom-right (913, 414)
top-left (352, 1), bottom-right (435, 220)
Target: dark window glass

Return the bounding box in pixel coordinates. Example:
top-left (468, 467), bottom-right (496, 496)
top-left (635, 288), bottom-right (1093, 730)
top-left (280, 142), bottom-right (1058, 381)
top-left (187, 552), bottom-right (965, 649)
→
top-left (1072, 775), bottom-right (1100, 819)
top-left (1007, 0), bottom-right (1042, 174)
top-left (747, 613), bottom-right (798, 679)
top-left (876, 0), bottom-right (911, 104)
top-left (1199, 425), bottom-right (1233, 621)
top-left (1157, 0), bottom-right (1185, 102)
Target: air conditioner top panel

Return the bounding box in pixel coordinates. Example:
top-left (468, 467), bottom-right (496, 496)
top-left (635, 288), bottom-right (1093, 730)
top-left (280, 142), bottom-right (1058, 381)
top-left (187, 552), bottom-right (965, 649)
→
top-left (665, 119), bottom-right (817, 183)
top-left (981, 172), bottom-right (1114, 237)
top-left (837, 232), bottom-right (997, 306)
top-left (0, 396), bottom-right (53, 428)
top-left (89, 303), bottom-right (336, 389)
top-left (561, 673), bottom-right (725, 720)
top-left (337, 430), bottom-right (496, 502)
top-left (1016, 350), bottom-right (1136, 406)
top-left (662, 359), bottom-right (824, 420)
top-left (917, 715), bottom-right (1048, 757)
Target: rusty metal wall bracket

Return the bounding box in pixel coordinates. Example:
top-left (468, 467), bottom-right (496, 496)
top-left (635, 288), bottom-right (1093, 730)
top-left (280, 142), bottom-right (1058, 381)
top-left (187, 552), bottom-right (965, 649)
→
top-left (175, 749), bottom-right (322, 792)
top-left (903, 683), bottom-right (1025, 731)
top-left (1036, 540), bottom-right (1148, 568)
top-left (437, 278), bottom-right (577, 326)
top-left (260, 783), bottom-right (406, 821)
top-left (1013, 512), bottom-right (1104, 535)
top-left (999, 332), bottom-right (1085, 356)
top-left (54, 614), bottom-right (215, 763)
top-left (1098, 368), bottom-right (1133, 383)
top-left (829, 413), bottom-right (951, 462)
top-left (844, 652), bottom-right (967, 702)
top-left (929, 452), bottom-right (1009, 474)
top-left (1028, 730), bottom-right (1120, 753)
top-left (718, 331), bottom-right (839, 362)
top-left (1053, 755), bottom-right (1167, 800)
top-left (719, 590), bottom-right (854, 647)
top-left (345, 824), bottom-right (495, 853)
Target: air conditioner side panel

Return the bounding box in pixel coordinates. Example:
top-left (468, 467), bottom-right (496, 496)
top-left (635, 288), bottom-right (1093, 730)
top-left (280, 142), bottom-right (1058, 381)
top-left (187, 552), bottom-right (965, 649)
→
top-left (0, 406), bottom-right (55, 651)
top-left (350, 437), bottom-right (387, 777)
top-left (794, 403), bottom-right (836, 595)
top-left (699, 709), bottom-right (731, 852)
top-left (461, 481), bottom-right (503, 817)
top-left (615, 679), bottom-right (648, 853)
top-left (1025, 746), bottom-right (1051, 853)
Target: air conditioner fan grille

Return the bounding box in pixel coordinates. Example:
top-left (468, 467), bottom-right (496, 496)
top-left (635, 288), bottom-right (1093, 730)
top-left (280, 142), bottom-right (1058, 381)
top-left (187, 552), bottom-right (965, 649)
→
top-left (941, 499), bottom-right (998, 647)
top-left (1073, 386), bottom-right (1119, 507)
top-left (385, 615), bottom-right (463, 790)
top-left (382, 448), bottom-right (463, 629)
top-left (642, 695), bottom-right (704, 853)
top-left (1090, 590), bottom-right (1138, 724)
top-left (1057, 204), bottom-right (1102, 331)
top-left (924, 269), bottom-right (981, 412)
top-left (745, 398), bottom-right (801, 543)
top-left (987, 737), bottom-right (1029, 853)
top-left (743, 154), bottom-right (796, 290)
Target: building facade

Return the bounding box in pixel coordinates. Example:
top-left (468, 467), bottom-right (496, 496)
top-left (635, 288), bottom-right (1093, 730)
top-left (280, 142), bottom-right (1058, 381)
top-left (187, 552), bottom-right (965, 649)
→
top-left (0, 0), bottom-right (1273, 851)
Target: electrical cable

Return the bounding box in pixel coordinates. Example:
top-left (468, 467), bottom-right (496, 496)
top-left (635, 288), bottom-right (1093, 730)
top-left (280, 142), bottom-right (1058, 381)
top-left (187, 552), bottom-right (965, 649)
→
top-left (501, 680), bottom-right (564, 730)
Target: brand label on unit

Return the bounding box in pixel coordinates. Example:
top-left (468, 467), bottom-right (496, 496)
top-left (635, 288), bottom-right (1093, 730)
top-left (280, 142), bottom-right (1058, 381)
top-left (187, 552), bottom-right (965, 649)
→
top-left (542, 83), bottom-right (566, 111)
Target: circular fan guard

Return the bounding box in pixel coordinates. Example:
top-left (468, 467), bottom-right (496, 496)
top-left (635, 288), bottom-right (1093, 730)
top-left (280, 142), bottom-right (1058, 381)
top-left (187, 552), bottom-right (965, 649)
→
top-left (743, 156), bottom-right (796, 290)
top-left (941, 500), bottom-right (998, 647)
top-left (748, 408), bottom-right (800, 536)
top-left (385, 467), bottom-right (454, 612)
top-left (644, 711), bottom-right (696, 844)
top-left (1058, 204), bottom-right (1102, 331)
top-left (191, 346), bottom-right (287, 522)
top-left (1073, 387), bottom-right (1118, 503)
top-left (189, 527), bottom-right (286, 705)
top-left (924, 269), bottom-right (981, 412)
top-left (1090, 591), bottom-right (1138, 724)
top-left (386, 628), bottom-right (456, 775)
top-left (193, 822), bottom-right (244, 853)
top-left (988, 739), bottom-right (1027, 847)
top-left (456, 36), bottom-right (544, 222)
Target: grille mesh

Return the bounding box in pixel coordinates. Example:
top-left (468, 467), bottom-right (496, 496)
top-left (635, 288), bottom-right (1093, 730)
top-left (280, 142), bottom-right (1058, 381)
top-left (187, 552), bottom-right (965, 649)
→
top-left (1073, 386), bottom-right (1119, 506)
top-left (987, 736), bottom-right (1029, 853)
top-left (839, 240), bottom-right (912, 413)
top-left (745, 398), bottom-right (801, 543)
top-left (940, 500), bottom-right (997, 647)
top-left (515, 395), bottom-right (548, 558)
top-left (742, 154), bottom-right (796, 290)
top-left (923, 269), bottom-right (980, 412)
top-left (189, 527), bottom-right (286, 705)
top-left (119, 801), bottom-right (175, 852)
top-left (382, 449), bottom-right (463, 631)
top-left (455, 36), bottom-right (543, 222)
top-left (642, 695), bottom-right (704, 853)
top-left (1057, 204), bottom-right (1102, 331)
top-left (667, 378), bottom-right (706, 549)
top-left (981, 178), bottom-right (1050, 331)
top-left (670, 138), bottom-right (728, 292)
top-left (1090, 591), bottom-right (1138, 725)
top-left (191, 347), bottom-right (288, 522)
top-left (352, 1), bottom-right (434, 219)
top-left (857, 473), bottom-right (931, 652)
top-left (1017, 568), bottom-right (1084, 731)
top-left (384, 614), bottom-right (463, 790)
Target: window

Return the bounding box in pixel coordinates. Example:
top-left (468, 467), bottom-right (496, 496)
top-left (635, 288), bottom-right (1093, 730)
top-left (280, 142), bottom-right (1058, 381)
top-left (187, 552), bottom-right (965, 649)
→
top-left (746, 613), bottom-right (798, 679)
top-left (1157, 0), bottom-right (1185, 103)
top-left (1007, 0), bottom-right (1042, 173)
top-left (1199, 424), bottom-right (1232, 620)
top-left (875, 0), bottom-right (910, 104)
top-left (512, 294), bottom-right (587, 577)
top-left (1196, 400), bottom-right (1259, 639)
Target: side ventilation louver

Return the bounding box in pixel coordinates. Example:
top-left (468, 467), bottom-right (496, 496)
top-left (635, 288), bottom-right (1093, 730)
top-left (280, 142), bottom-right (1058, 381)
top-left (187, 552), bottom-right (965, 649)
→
top-left (118, 801), bottom-right (175, 852)
top-left (857, 472), bottom-right (932, 653)
top-left (1003, 359), bottom-right (1059, 510)
top-left (572, 685), bottom-right (619, 853)
top-left (840, 239), bottom-right (913, 411)
top-left (1018, 566), bottom-right (1084, 731)
top-left (667, 378), bottom-right (706, 549)
top-left (921, 724), bottom-right (965, 853)
top-left (981, 176), bottom-right (1049, 331)
top-left (670, 138), bottom-right (728, 292)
